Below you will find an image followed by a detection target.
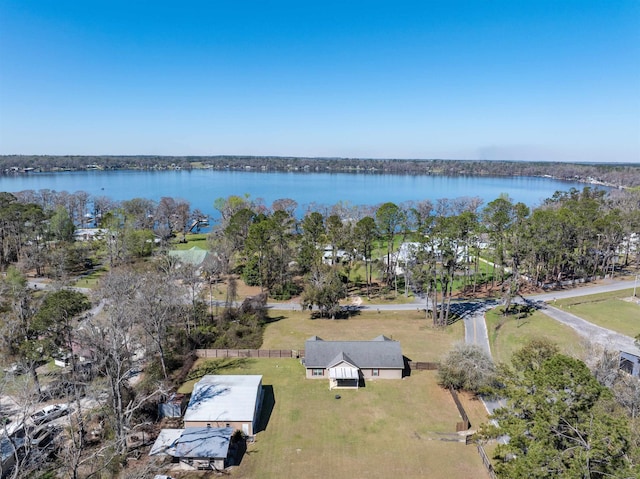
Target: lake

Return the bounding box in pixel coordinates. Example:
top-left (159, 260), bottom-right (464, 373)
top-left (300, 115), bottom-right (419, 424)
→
top-left (0, 169), bottom-right (593, 219)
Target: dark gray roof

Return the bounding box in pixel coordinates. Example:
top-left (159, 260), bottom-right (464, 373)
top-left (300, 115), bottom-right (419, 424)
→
top-left (173, 427), bottom-right (233, 459)
top-left (327, 351), bottom-right (357, 369)
top-left (304, 336), bottom-right (403, 369)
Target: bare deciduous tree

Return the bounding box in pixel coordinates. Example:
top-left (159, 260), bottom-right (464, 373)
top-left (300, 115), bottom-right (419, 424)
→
top-left (82, 269), bottom-right (167, 464)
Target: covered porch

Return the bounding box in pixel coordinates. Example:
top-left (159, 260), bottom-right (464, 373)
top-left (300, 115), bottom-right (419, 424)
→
top-left (328, 366), bottom-right (359, 390)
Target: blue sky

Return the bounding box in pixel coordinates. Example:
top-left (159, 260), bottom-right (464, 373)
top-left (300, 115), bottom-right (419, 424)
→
top-left (0, 1), bottom-right (638, 162)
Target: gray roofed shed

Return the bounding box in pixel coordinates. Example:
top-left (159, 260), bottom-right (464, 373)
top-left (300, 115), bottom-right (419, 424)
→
top-left (149, 427), bottom-right (234, 471)
top-left (173, 427), bottom-right (233, 459)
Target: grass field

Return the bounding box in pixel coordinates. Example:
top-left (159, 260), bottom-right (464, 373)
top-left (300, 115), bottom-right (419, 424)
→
top-left (485, 308), bottom-right (585, 365)
top-left (180, 358), bottom-right (489, 479)
top-left (171, 233), bottom-right (209, 250)
top-left (261, 310), bottom-right (465, 361)
top-left (553, 289), bottom-right (640, 337)
top-left (73, 265), bottom-right (109, 289)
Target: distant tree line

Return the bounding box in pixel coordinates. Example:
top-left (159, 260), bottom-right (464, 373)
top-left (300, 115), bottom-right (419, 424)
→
top-left (1, 155), bottom-right (639, 187)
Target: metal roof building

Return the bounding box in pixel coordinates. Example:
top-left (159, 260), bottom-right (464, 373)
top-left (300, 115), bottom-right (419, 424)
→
top-left (149, 427), bottom-right (234, 471)
top-left (183, 375), bottom-right (263, 436)
top-left (168, 246), bottom-right (209, 266)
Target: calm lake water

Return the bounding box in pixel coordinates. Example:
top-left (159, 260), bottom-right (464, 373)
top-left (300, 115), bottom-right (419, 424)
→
top-left (0, 169), bottom-right (592, 219)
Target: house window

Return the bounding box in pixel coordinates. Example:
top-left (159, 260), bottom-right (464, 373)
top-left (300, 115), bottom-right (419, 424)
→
top-left (372, 368), bottom-right (379, 377)
top-left (312, 369), bottom-right (324, 377)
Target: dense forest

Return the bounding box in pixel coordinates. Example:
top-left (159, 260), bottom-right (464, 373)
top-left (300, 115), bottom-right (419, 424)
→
top-left (2, 155), bottom-right (640, 188)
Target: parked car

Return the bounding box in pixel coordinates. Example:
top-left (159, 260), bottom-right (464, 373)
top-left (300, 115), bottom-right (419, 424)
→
top-left (0, 435), bottom-right (26, 477)
top-left (30, 404), bottom-right (69, 426)
top-left (2, 363), bottom-right (26, 376)
top-left (41, 380), bottom-right (86, 400)
top-left (30, 426), bottom-right (55, 449)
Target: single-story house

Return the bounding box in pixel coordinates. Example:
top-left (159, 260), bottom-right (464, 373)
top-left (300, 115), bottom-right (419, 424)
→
top-left (149, 426), bottom-right (234, 471)
top-left (304, 336), bottom-right (404, 389)
top-left (74, 228), bottom-right (107, 242)
top-left (321, 245), bottom-right (350, 265)
top-left (183, 375), bottom-right (263, 436)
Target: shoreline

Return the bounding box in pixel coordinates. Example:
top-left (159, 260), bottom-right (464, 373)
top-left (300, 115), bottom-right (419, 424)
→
top-left (0, 160), bottom-right (640, 190)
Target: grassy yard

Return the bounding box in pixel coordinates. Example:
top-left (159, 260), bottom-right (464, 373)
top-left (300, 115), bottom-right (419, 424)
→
top-left (179, 358), bottom-right (489, 479)
top-left (73, 265), bottom-right (109, 289)
top-left (171, 233), bottom-right (209, 250)
top-left (553, 289), bottom-right (640, 337)
top-left (261, 310), bottom-right (465, 361)
top-left (485, 308), bottom-right (585, 365)
top-left (173, 311), bottom-right (491, 478)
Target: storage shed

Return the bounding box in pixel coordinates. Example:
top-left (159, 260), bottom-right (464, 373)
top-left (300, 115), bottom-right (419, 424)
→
top-left (149, 426), bottom-right (234, 471)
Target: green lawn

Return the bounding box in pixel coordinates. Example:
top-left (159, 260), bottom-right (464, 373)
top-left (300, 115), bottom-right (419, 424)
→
top-left (171, 233), bottom-right (209, 250)
top-left (261, 310), bottom-right (464, 361)
top-left (73, 266), bottom-right (109, 289)
top-left (553, 289), bottom-right (640, 337)
top-left (485, 308), bottom-right (585, 365)
top-left (179, 358), bottom-right (489, 479)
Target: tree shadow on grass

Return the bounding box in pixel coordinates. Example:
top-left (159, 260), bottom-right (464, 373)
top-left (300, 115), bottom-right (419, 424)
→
top-left (264, 315), bottom-right (286, 324)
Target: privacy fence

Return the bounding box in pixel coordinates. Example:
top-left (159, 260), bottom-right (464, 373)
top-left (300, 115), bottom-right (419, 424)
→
top-left (406, 361), bottom-right (439, 370)
top-left (195, 349), bottom-right (304, 359)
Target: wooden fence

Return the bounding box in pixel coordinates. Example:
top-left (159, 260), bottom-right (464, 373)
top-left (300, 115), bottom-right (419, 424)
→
top-left (476, 443), bottom-right (497, 479)
top-left (449, 387), bottom-right (470, 431)
top-left (407, 361), bottom-right (439, 370)
top-left (195, 349), bottom-right (303, 359)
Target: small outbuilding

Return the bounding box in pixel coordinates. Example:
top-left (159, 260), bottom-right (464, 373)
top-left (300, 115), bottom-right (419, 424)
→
top-left (620, 350), bottom-right (640, 377)
top-left (304, 336), bottom-right (404, 389)
top-left (149, 426), bottom-right (234, 471)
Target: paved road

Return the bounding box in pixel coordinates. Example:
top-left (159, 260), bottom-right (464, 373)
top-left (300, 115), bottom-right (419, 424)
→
top-left (519, 278), bottom-right (639, 355)
top-left (27, 279), bottom-right (91, 295)
top-left (537, 303), bottom-right (640, 355)
top-left (458, 301), bottom-right (508, 415)
top-left (524, 278), bottom-right (637, 302)
top-left (473, 279), bottom-right (639, 417)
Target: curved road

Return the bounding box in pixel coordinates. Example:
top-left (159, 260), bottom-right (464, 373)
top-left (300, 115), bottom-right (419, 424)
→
top-left (462, 278), bottom-right (639, 416)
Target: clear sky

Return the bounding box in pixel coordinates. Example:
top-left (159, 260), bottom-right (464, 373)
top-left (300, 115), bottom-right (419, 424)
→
top-left (0, 1), bottom-right (639, 162)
